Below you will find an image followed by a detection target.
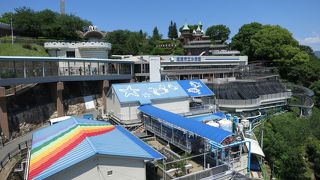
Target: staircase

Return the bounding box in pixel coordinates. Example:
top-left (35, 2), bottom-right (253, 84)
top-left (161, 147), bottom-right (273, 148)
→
top-left (5, 84), bottom-right (37, 96)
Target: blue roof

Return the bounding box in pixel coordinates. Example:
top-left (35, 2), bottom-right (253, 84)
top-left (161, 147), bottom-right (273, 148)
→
top-left (138, 105), bottom-right (232, 143)
top-left (187, 112), bottom-right (226, 122)
top-left (112, 80), bottom-right (214, 105)
top-left (112, 81), bottom-right (188, 105)
top-left (30, 117), bottom-right (163, 180)
top-left (177, 80), bottom-right (214, 97)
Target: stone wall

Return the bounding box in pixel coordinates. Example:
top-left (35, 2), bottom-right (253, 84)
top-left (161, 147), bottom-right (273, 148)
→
top-left (9, 94), bottom-right (102, 138)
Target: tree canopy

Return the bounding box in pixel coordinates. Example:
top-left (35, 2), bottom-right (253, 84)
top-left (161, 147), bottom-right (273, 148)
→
top-left (230, 23), bottom-right (310, 63)
top-left (0, 7), bottom-right (91, 40)
top-left (255, 109), bottom-right (320, 179)
top-left (152, 26), bottom-right (161, 40)
top-left (168, 21), bottom-right (178, 40)
top-left (230, 22), bottom-right (263, 59)
top-left (205, 25), bottom-right (230, 43)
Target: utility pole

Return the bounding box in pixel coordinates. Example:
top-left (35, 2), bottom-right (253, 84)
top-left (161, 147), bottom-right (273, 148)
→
top-left (10, 18), bottom-right (13, 44)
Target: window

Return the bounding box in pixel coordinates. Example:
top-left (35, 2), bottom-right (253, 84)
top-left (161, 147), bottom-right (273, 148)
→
top-left (107, 170), bottom-right (113, 176)
top-left (66, 51), bottom-right (75, 58)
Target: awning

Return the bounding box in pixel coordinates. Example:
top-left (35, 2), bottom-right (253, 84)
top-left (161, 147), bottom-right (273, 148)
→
top-left (245, 138), bottom-right (265, 157)
top-left (138, 105), bottom-right (231, 143)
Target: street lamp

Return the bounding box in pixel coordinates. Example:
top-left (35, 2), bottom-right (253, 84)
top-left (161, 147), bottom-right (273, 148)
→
top-left (10, 17), bottom-right (14, 44)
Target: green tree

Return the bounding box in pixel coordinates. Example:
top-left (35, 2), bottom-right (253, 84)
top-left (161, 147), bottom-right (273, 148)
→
top-left (152, 26), bottom-right (161, 40)
top-left (168, 21), bottom-right (178, 39)
top-left (230, 22), bottom-right (263, 59)
top-left (250, 25), bottom-right (299, 61)
top-left (105, 30), bottom-right (131, 55)
top-left (12, 7), bottom-right (41, 37)
top-left (311, 80), bottom-right (320, 106)
top-left (168, 21), bottom-right (174, 39)
top-left (126, 34), bottom-right (139, 55)
top-left (36, 9), bottom-right (58, 37)
top-left (172, 22), bottom-right (178, 39)
top-left (205, 25), bottom-right (230, 43)
top-left (0, 7), bottom-right (91, 40)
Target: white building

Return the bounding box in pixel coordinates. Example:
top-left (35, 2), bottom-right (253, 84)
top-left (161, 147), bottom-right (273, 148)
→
top-left (125, 55), bottom-right (248, 82)
top-left (27, 117), bottom-right (163, 180)
top-left (44, 26), bottom-right (111, 59)
top-left (106, 80), bottom-right (215, 126)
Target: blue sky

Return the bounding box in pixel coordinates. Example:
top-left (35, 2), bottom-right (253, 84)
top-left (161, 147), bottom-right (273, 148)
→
top-left (1, 0), bottom-right (320, 51)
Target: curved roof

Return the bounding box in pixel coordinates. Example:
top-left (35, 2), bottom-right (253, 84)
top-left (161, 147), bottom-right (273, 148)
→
top-left (83, 30), bottom-right (104, 40)
top-left (28, 118), bottom-right (163, 180)
top-left (182, 23), bottom-right (190, 31)
top-left (138, 105), bottom-right (232, 143)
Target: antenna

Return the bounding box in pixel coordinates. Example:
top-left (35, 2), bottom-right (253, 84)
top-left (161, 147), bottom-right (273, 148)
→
top-left (60, 0), bottom-right (65, 15)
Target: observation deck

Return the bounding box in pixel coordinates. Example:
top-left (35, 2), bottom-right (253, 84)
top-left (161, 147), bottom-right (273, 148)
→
top-left (0, 56), bottom-right (133, 86)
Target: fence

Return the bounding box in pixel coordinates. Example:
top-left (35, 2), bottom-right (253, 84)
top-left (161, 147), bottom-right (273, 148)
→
top-left (173, 164), bottom-right (229, 180)
top-left (216, 92), bottom-right (292, 108)
top-left (0, 140), bottom-right (31, 172)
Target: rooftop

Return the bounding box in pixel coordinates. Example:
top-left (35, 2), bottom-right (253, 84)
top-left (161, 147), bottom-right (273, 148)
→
top-left (138, 105), bottom-right (232, 144)
top-left (111, 80), bottom-right (214, 105)
top-left (28, 117), bottom-right (163, 180)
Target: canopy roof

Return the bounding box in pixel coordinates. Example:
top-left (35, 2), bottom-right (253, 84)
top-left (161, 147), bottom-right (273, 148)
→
top-left (138, 105), bottom-right (231, 144)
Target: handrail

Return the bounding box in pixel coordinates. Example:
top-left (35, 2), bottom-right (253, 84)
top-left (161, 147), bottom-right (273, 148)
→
top-left (0, 140), bottom-right (31, 172)
top-left (216, 92), bottom-right (292, 107)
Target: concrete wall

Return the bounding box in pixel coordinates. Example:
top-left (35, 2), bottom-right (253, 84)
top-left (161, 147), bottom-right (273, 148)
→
top-left (107, 88), bottom-right (190, 121)
top-left (9, 95), bottom-right (101, 137)
top-left (45, 41), bottom-right (111, 59)
top-left (107, 91), bottom-right (122, 119)
top-left (47, 155), bottom-right (146, 180)
top-left (79, 49), bottom-right (108, 59)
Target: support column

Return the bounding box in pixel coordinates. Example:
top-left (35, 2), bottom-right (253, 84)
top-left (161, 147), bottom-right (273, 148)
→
top-left (0, 87), bottom-right (10, 139)
top-left (101, 80), bottom-right (109, 114)
top-left (57, 82), bottom-right (64, 117)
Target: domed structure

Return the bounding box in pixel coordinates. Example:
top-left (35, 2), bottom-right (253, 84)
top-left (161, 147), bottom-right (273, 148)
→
top-left (83, 25), bottom-right (104, 41)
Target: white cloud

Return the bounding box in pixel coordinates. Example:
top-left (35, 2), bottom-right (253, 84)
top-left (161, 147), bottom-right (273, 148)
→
top-left (301, 32), bottom-right (320, 44)
top-left (298, 32), bottom-right (320, 51)
top-left (303, 36), bottom-right (320, 44)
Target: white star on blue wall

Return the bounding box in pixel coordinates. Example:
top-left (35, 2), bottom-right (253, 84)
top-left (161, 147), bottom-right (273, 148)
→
top-left (119, 85), bottom-right (140, 97)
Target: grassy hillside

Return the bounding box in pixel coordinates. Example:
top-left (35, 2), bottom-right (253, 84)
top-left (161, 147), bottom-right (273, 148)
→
top-left (0, 43), bottom-right (48, 56)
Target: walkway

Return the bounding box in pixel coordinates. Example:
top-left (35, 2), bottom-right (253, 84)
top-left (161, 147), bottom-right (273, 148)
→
top-left (0, 132), bottom-right (32, 161)
top-left (0, 56), bottom-right (134, 86)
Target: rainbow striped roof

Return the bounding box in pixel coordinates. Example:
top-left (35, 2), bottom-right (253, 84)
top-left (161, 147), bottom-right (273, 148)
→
top-left (28, 117), bottom-right (163, 180)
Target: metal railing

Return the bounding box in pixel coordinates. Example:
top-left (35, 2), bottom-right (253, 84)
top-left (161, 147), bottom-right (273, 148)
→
top-left (173, 164), bottom-right (229, 180)
top-left (0, 56), bottom-right (133, 86)
top-left (5, 84), bottom-right (36, 96)
top-left (0, 140), bottom-right (31, 172)
top-left (216, 92), bottom-right (292, 108)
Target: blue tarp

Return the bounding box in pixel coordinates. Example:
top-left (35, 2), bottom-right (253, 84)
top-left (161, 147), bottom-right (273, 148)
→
top-left (177, 80), bottom-right (214, 97)
top-left (138, 105), bottom-right (232, 143)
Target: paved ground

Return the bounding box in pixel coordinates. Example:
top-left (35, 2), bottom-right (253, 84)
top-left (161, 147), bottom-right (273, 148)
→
top-left (0, 157), bottom-right (18, 180)
top-left (0, 132), bottom-right (32, 162)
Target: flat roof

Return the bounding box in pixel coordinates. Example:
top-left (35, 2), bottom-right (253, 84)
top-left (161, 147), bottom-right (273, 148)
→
top-left (28, 117), bottom-right (163, 180)
top-left (187, 112), bottom-right (226, 122)
top-left (138, 105), bottom-right (232, 144)
top-left (112, 80), bottom-right (214, 105)
top-left (0, 56), bottom-right (133, 63)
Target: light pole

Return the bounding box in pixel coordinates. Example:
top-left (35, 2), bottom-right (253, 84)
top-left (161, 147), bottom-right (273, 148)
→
top-left (10, 18), bottom-right (13, 44)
